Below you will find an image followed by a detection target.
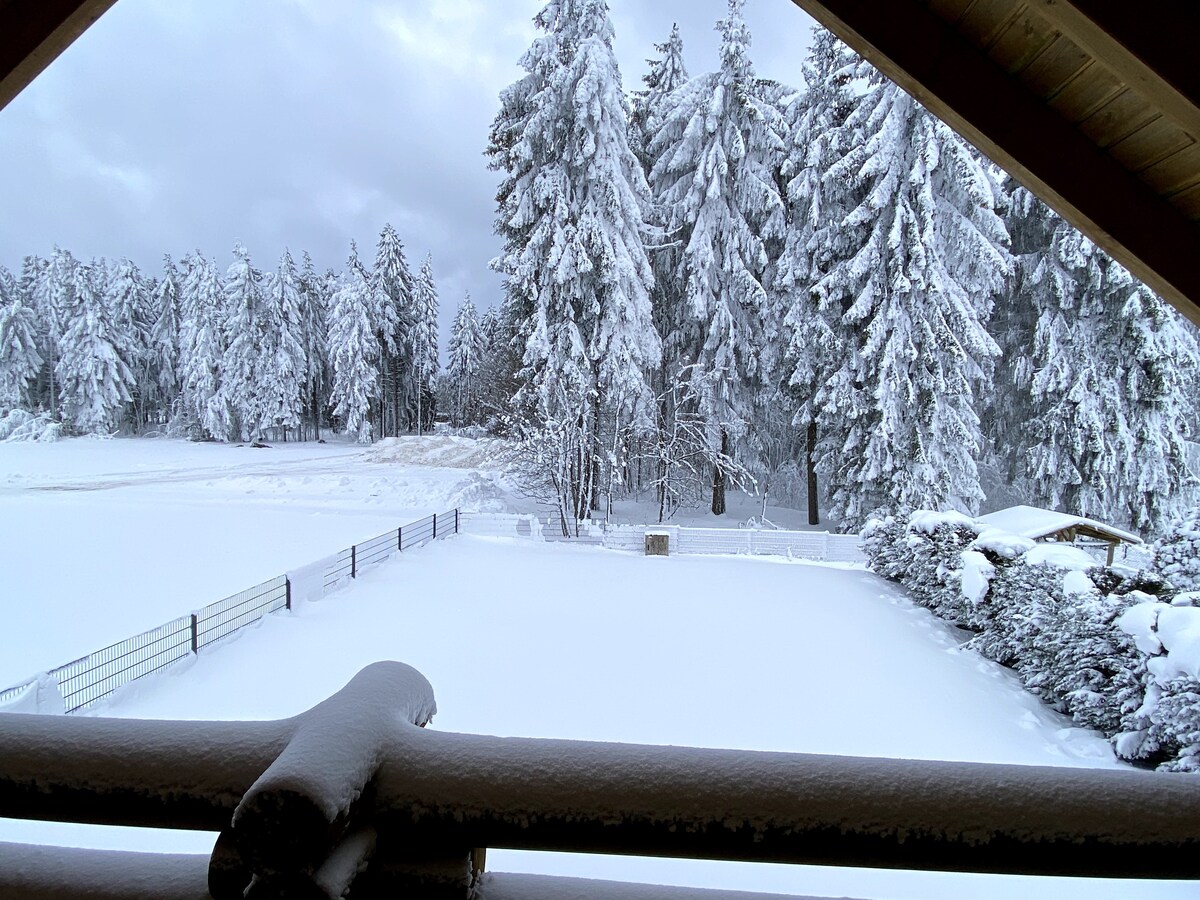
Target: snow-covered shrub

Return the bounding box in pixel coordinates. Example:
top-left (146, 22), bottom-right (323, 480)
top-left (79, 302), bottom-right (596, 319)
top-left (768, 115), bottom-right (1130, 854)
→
top-left (1154, 505), bottom-right (1200, 592)
top-left (863, 511), bottom-right (983, 624)
top-left (0, 408), bottom-right (61, 442)
top-left (1114, 597), bottom-right (1200, 769)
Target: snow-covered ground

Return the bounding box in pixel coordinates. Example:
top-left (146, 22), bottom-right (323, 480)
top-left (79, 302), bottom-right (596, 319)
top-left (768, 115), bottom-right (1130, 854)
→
top-left (0, 437), bottom-right (1195, 899)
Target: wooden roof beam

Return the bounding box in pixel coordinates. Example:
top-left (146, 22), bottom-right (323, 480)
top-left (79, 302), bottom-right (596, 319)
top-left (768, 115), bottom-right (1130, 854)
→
top-left (790, 0), bottom-right (1200, 328)
top-left (1030, 0), bottom-right (1200, 141)
top-left (0, 0), bottom-right (117, 113)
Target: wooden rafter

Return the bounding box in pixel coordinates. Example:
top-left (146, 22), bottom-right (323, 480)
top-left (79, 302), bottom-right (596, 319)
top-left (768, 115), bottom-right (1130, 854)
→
top-left (0, 0), bottom-right (117, 113)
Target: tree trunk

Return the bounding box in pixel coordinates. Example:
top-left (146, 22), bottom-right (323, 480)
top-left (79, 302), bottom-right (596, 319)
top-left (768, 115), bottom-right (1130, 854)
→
top-left (711, 427), bottom-right (727, 516)
top-left (807, 419), bottom-right (820, 526)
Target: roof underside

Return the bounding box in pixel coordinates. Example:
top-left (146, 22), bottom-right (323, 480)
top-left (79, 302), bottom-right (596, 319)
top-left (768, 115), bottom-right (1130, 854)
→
top-left (1, 1), bottom-right (1198, 326)
top-left (789, 0), bottom-right (1200, 328)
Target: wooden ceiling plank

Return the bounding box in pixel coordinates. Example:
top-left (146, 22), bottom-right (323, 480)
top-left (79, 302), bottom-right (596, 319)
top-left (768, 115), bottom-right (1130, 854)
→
top-left (1169, 182), bottom-right (1200, 221)
top-left (1078, 89), bottom-right (1161, 150)
top-left (959, 0), bottom-right (1023, 50)
top-left (0, 0), bottom-right (118, 113)
top-left (789, 0), bottom-right (1200, 326)
top-left (1143, 143), bottom-right (1200, 199)
top-left (1019, 33), bottom-right (1091, 100)
top-left (927, 0), bottom-right (978, 26)
top-left (1047, 63), bottom-right (1125, 126)
top-left (1109, 116), bottom-right (1193, 175)
top-left (1028, 0), bottom-right (1200, 142)
top-left (989, 11), bottom-right (1058, 76)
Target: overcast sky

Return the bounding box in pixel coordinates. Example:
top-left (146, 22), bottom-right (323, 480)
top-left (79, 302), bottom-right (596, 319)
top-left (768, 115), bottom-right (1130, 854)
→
top-left (0, 0), bottom-right (815, 341)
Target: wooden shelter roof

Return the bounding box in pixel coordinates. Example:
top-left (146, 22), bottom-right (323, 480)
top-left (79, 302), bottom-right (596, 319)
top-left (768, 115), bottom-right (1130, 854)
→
top-left (977, 504), bottom-right (1143, 545)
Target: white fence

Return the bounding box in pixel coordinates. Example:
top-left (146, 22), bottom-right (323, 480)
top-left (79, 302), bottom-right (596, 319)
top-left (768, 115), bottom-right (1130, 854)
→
top-left (459, 514), bottom-right (865, 563)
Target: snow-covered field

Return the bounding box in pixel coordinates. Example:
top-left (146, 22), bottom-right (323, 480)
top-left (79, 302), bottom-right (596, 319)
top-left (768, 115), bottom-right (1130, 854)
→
top-left (0, 437), bottom-right (1195, 899)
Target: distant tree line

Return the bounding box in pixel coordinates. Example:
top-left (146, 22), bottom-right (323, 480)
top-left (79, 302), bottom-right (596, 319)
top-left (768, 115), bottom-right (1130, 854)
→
top-left (0, 224), bottom-right (440, 443)
top-left (470, 0), bottom-right (1199, 534)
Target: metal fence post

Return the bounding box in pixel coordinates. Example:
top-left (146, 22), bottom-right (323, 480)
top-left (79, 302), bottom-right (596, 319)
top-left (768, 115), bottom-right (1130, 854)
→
top-left (285, 578), bottom-right (292, 611)
top-left (351, 545), bottom-right (357, 579)
top-left (434, 514), bottom-right (439, 539)
top-left (398, 526), bottom-right (402, 551)
top-left (455, 508), bottom-right (460, 534)
top-left (190, 614), bottom-right (199, 654)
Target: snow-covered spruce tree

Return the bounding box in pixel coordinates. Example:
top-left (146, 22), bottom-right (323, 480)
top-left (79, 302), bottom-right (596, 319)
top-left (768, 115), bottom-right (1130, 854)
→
top-left (647, 0), bottom-right (786, 515)
top-left (55, 261), bottom-right (134, 434)
top-left (36, 248), bottom-right (78, 420)
top-left (148, 255), bottom-right (182, 428)
top-left (488, 0), bottom-right (659, 528)
top-left (327, 242), bottom-right (379, 443)
top-left (775, 26), bottom-right (860, 525)
top-left (372, 223), bottom-right (413, 436)
top-left (446, 293), bottom-right (484, 427)
top-left (1155, 504), bottom-right (1200, 592)
top-left (412, 255), bottom-right (440, 434)
top-left (629, 23), bottom-right (688, 179)
top-left (260, 249), bottom-right (307, 440)
top-left (103, 258), bottom-right (153, 431)
top-left (815, 71), bottom-right (1009, 531)
top-left (0, 265), bottom-right (42, 410)
top-left (1002, 190), bottom-right (1198, 533)
top-left (218, 243), bottom-right (269, 441)
top-left (176, 252), bottom-right (228, 440)
top-left (298, 251), bottom-right (330, 440)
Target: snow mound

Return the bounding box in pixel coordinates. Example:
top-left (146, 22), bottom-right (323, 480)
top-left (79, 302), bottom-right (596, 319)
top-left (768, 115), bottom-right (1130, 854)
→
top-left (0, 409), bottom-right (62, 443)
top-left (1023, 543), bottom-right (1096, 571)
top-left (367, 435), bottom-right (504, 469)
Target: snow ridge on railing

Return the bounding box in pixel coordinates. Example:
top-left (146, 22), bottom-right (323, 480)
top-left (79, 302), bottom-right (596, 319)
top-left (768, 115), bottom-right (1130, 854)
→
top-left (0, 510), bottom-right (460, 715)
top-left (2, 660), bottom-right (1199, 898)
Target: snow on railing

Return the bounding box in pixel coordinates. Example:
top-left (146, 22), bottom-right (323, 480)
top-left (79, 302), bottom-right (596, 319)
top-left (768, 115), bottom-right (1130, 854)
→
top-left (2, 660), bottom-right (1198, 898)
top-left (0, 511), bottom-right (461, 715)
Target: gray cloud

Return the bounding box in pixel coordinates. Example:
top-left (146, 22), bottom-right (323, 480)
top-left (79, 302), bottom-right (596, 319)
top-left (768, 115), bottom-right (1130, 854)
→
top-left (0, 0), bottom-right (814, 343)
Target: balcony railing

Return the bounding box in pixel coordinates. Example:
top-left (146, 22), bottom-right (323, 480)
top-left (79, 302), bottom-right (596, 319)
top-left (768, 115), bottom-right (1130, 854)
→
top-left (2, 661), bottom-right (1198, 898)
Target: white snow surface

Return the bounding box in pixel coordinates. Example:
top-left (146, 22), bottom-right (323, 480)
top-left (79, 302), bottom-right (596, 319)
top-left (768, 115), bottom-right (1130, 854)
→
top-left (0, 438), bottom-right (1195, 900)
top-left (1023, 542), bottom-right (1099, 572)
top-left (977, 505), bottom-right (1142, 545)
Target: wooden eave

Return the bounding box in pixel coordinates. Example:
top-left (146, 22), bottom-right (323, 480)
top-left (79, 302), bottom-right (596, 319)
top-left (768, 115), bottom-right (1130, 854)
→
top-left (0, 0), bottom-right (117, 113)
top-left (790, 0), bottom-right (1200, 328)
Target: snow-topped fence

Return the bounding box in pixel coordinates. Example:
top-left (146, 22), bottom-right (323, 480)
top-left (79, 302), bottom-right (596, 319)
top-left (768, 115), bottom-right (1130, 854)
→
top-left (603, 524), bottom-right (865, 562)
top-left (460, 515), bottom-right (866, 563)
top-left (0, 510), bottom-right (460, 715)
top-left (3, 661), bottom-right (1199, 899)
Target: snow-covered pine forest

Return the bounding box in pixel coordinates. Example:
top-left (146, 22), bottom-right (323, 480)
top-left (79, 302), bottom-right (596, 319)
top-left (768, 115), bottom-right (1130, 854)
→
top-left (2, 0), bottom-right (1199, 537)
top-left (483, 0), bottom-right (1200, 535)
top-left (0, 226), bottom-right (441, 445)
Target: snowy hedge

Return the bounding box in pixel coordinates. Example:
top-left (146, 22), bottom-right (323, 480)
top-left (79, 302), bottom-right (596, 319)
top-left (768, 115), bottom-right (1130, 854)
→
top-left (863, 510), bottom-right (1198, 771)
